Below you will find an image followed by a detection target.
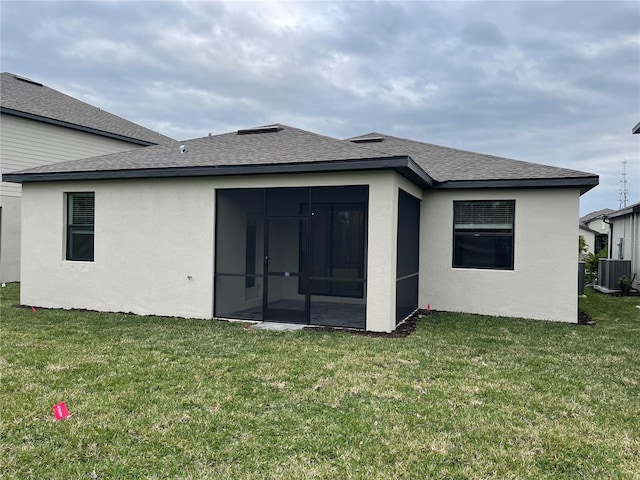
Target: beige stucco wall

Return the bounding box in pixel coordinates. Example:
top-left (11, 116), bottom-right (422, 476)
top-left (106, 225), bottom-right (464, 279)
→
top-left (19, 172), bottom-right (581, 328)
top-left (579, 225), bottom-right (596, 257)
top-left (420, 188), bottom-right (581, 323)
top-left (19, 171), bottom-right (415, 331)
top-left (1, 113), bottom-right (148, 282)
top-left (21, 179), bottom-right (216, 318)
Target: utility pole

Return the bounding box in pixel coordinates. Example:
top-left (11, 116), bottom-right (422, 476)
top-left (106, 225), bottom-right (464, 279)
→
top-left (618, 159), bottom-right (628, 209)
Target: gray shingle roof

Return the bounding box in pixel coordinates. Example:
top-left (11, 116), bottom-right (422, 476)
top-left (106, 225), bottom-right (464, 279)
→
top-left (0, 72), bottom-right (175, 146)
top-left (3, 123), bottom-right (599, 193)
top-left (580, 208), bottom-right (614, 225)
top-left (8, 124), bottom-right (398, 175)
top-left (348, 132), bottom-right (595, 183)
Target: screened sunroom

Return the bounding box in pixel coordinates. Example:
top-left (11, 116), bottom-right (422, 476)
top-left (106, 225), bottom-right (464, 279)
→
top-left (214, 186), bottom-right (369, 328)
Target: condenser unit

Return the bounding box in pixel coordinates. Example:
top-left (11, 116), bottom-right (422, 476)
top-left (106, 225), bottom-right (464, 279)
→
top-left (598, 259), bottom-right (631, 290)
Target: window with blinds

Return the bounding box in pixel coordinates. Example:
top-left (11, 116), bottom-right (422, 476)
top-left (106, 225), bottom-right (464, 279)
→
top-left (66, 192), bottom-right (95, 261)
top-left (453, 200), bottom-right (514, 269)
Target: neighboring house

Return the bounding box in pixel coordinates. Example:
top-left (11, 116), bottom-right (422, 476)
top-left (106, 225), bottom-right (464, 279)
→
top-left (0, 72), bottom-right (175, 282)
top-left (4, 124), bottom-right (599, 332)
top-left (604, 201), bottom-right (640, 290)
top-left (579, 208), bottom-right (613, 256)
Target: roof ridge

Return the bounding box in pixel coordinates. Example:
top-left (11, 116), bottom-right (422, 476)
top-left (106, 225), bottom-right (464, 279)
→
top-left (348, 131), bottom-right (595, 177)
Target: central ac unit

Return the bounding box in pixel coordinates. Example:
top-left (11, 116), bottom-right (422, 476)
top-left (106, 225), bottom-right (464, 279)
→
top-left (598, 259), bottom-right (631, 290)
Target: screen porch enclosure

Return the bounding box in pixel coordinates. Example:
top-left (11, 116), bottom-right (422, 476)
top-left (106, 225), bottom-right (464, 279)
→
top-left (214, 186), bottom-right (368, 328)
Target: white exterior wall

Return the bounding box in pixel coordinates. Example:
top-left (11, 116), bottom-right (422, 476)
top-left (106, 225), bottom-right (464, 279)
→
top-left (20, 172), bottom-right (582, 328)
top-left (0, 113), bottom-right (147, 282)
top-left (21, 179), bottom-right (216, 318)
top-left (578, 225), bottom-right (595, 257)
top-left (19, 171), bottom-right (412, 331)
top-left (420, 188), bottom-right (581, 323)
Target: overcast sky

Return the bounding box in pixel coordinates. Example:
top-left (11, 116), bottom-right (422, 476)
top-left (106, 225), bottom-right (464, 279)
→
top-left (2, 1), bottom-right (638, 216)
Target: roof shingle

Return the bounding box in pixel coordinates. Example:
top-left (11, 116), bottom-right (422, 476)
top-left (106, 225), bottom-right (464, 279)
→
top-left (347, 132), bottom-right (594, 182)
top-left (1, 72), bottom-right (175, 146)
top-left (3, 123), bottom-right (598, 193)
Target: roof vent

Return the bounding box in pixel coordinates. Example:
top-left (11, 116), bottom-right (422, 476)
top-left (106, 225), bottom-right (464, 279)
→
top-left (179, 145), bottom-right (188, 154)
top-left (13, 75), bottom-right (43, 87)
top-left (349, 136), bottom-right (384, 143)
top-left (237, 125), bottom-right (282, 135)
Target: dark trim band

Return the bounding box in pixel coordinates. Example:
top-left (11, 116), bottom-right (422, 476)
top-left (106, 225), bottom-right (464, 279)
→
top-left (1, 107), bottom-right (160, 146)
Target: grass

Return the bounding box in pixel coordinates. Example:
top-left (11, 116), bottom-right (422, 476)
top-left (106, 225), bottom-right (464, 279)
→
top-left (1, 283), bottom-right (639, 479)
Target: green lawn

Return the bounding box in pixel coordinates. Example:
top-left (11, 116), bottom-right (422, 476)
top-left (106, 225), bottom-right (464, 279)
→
top-left (1, 283), bottom-right (639, 479)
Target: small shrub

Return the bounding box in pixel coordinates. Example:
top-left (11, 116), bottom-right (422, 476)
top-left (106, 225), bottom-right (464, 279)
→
top-left (585, 247), bottom-right (608, 283)
top-left (619, 276), bottom-right (632, 295)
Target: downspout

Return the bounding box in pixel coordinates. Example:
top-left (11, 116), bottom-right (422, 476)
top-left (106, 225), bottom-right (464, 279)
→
top-left (601, 216), bottom-right (613, 258)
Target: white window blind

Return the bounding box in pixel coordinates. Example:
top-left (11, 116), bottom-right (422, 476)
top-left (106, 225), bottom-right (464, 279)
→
top-left (69, 193), bottom-right (94, 225)
top-left (454, 201), bottom-right (513, 230)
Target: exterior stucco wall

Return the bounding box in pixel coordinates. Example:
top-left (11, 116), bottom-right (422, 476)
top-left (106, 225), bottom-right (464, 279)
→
top-left (20, 173), bottom-right (581, 327)
top-left (420, 188), bottom-right (580, 323)
top-left (579, 226), bottom-right (596, 257)
top-left (21, 179), bottom-right (216, 319)
top-left (0, 113), bottom-right (147, 282)
top-left (20, 171), bottom-right (412, 331)
top-left (585, 217), bottom-right (609, 237)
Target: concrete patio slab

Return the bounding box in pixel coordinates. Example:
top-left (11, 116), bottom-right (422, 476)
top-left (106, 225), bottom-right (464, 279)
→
top-left (251, 322), bottom-right (306, 331)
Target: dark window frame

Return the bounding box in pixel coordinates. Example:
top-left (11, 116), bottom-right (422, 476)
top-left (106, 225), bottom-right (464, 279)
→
top-left (66, 192), bottom-right (95, 262)
top-left (452, 200), bottom-right (515, 270)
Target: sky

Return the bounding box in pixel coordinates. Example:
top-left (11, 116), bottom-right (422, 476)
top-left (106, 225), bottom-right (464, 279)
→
top-left (1, 1), bottom-right (638, 216)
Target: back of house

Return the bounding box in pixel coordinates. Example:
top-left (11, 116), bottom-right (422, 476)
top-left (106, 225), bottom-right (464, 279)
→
top-left (4, 123), bottom-right (598, 331)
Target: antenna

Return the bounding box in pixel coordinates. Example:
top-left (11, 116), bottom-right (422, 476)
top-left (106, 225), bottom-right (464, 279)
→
top-left (618, 159), bottom-right (628, 209)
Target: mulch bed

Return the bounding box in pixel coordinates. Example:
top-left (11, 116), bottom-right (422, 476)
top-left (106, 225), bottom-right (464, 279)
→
top-left (578, 309), bottom-right (595, 326)
top-left (307, 307), bottom-right (598, 335)
top-left (304, 308), bottom-right (428, 338)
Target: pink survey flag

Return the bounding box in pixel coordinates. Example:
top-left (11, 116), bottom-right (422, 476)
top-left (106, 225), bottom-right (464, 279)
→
top-left (53, 402), bottom-right (69, 420)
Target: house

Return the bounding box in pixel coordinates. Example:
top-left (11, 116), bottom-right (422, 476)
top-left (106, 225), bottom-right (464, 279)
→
top-left (0, 72), bottom-right (175, 282)
top-left (579, 208), bottom-right (613, 256)
top-left (3, 124), bottom-right (599, 332)
top-left (604, 201), bottom-right (640, 290)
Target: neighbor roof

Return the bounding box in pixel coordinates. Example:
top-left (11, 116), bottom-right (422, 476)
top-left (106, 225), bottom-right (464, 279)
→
top-left (3, 123), bottom-right (599, 193)
top-left (580, 208), bottom-right (614, 225)
top-left (0, 72), bottom-right (175, 146)
top-left (606, 201), bottom-right (640, 219)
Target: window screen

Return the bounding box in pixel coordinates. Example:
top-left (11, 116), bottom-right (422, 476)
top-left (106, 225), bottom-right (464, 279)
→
top-left (453, 200), bottom-right (514, 270)
top-left (67, 192), bottom-right (95, 261)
